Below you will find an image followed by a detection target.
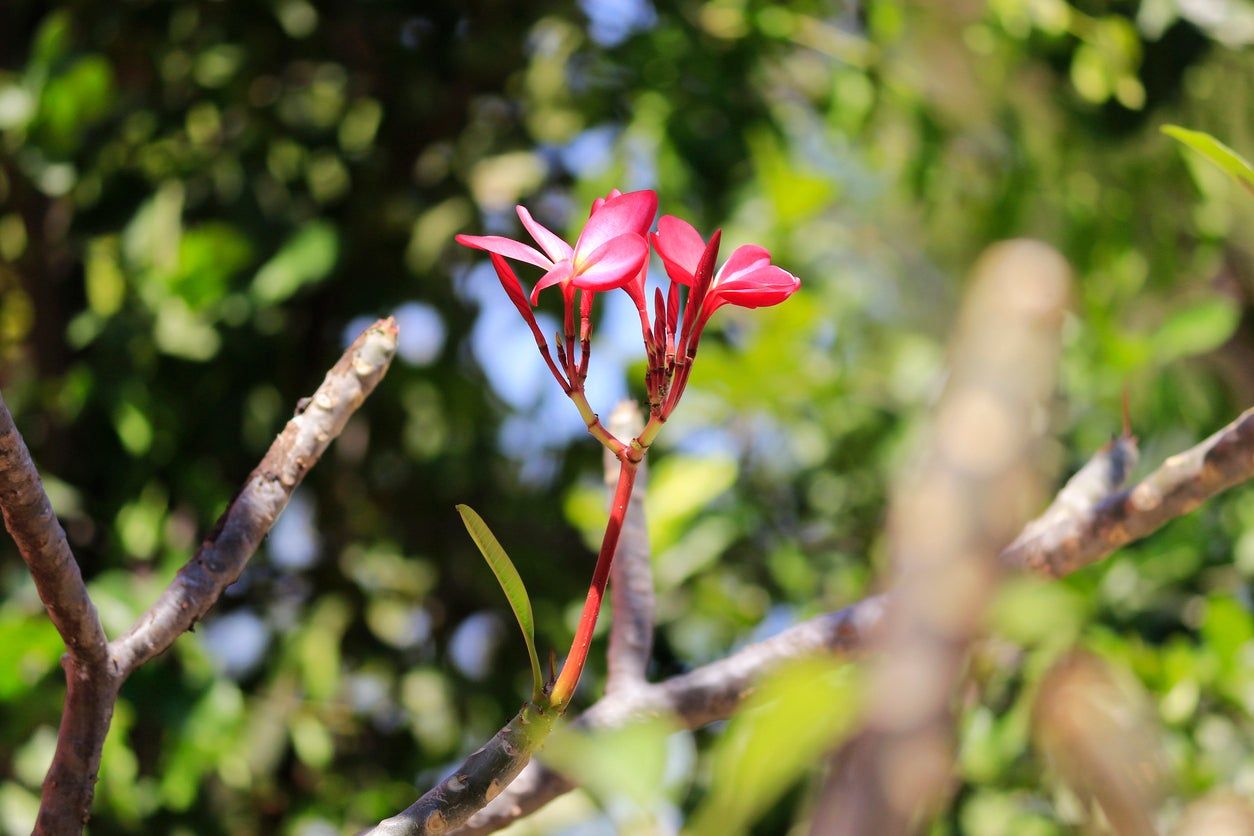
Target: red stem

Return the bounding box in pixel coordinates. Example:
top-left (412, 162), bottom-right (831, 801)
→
top-left (549, 458), bottom-right (640, 708)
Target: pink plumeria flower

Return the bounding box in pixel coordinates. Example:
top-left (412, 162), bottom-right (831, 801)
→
top-left (456, 190), bottom-right (657, 304)
top-left (650, 215), bottom-right (800, 323)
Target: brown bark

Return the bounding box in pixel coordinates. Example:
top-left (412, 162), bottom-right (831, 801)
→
top-left (3, 319), bottom-right (398, 835)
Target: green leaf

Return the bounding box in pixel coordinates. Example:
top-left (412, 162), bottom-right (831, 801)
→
top-left (1153, 296), bottom-right (1240, 363)
top-left (1162, 125), bottom-right (1254, 194)
top-left (456, 505), bottom-right (544, 699)
top-left (0, 613), bottom-right (62, 700)
top-left (1201, 596), bottom-right (1253, 671)
top-left (166, 222), bottom-right (253, 309)
top-left (252, 222), bottom-right (339, 305)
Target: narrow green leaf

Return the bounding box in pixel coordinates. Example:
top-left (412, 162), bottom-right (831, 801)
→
top-left (1162, 125), bottom-right (1254, 194)
top-left (456, 504), bottom-right (544, 698)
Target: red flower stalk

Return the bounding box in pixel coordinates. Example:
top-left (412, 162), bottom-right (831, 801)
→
top-left (548, 458), bottom-right (639, 707)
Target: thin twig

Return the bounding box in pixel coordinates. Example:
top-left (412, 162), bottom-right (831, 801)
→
top-left (368, 400), bottom-right (647, 833)
top-left (604, 400), bottom-right (653, 694)
top-left (110, 319), bottom-right (398, 676)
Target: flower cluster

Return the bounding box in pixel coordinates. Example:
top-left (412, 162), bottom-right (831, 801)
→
top-left (455, 189), bottom-right (798, 708)
top-left (456, 189), bottom-right (798, 456)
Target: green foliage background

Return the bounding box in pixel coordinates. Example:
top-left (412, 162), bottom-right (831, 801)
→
top-left (0, 0), bottom-right (1251, 833)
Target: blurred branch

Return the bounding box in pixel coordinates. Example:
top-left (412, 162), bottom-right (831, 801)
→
top-left (0, 393), bottom-right (108, 665)
top-left (22, 319), bottom-right (397, 836)
top-left (604, 400), bottom-right (653, 695)
top-left (811, 240), bottom-right (1069, 835)
top-left (1003, 405), bottom-right (1254, 577)
top-left (110, 318), bottom-right (398, 675)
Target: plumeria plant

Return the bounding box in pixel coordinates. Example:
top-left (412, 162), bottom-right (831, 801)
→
top-left (456, 189), bottom-right (798, 709)
top-left (370, 189), bottom-right (797, 834)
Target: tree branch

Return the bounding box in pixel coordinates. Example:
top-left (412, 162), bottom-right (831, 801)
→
top-left (366, 702), bottom-right (559, 836)
top-left (0, 391), bottom-right (115, 834)
top-left (24, 318), bottom-right (397, 835)
top-left (1032, 651), bottom-right (1166, 835)
top-left (35, 660), bottom-right (119, 835)
top-left (604, 400), bottom-right (653, 695)
top-left (1003, 405), bottom-right (1254, 577)
top-left (110, 318), bottom-right (398, 676)
top-left (0, 393), bottom-right (108, 666)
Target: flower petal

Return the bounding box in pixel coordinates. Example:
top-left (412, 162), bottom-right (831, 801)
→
top-left (705, 265), bottom-right (800, 312)
top-left (589, 188), bottom-right (624, 216)
top-left (455, 234), bottom-right (553, 270)
top-left (516, 206), bottom-right (574, 263)
top-left (571, 233), bottom-right (648, 291)
top-left (529, 260), bottom-right (573, 304)
top-left (574, 190), bottom-right (658, 260)
top-left (651, 215), bottom-right (706, 286)
top-left (714, 244), bottom-right (772, 285)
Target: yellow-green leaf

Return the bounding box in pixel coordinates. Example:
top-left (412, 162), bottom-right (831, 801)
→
top-left (457, 505), bottom-right (543, 699)
top-left (1162, 125), bottom-right (1254, 194)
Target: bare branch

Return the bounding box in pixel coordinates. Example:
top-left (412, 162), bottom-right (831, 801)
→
top-left (110, 318), bottom-right (398, 676)
top-left (604, 400), bottom-right (653, 695)
top-left (26, 319), bottom-right (397, 836)
top-left (1004, 406), bottom-right (1254, 577)
top-left (0, 393), bottom-right (108, 666)
top-left (1, 391), bottom-right (114, 834)
top-left (35, 661), bottom-right (118, 835)
top-left (1008, 432), bottom-right (1139, 557)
